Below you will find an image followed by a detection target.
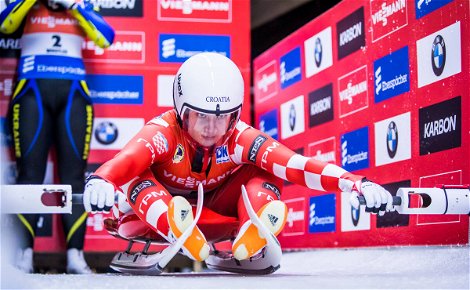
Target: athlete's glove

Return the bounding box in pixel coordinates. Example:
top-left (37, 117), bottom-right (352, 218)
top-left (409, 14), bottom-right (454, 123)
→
top-left (348, 178), bottom-right (395, 216)
top-left (83, 175), bottom-right (116, 213)
top-left (49, 0), bottom-right (77, 9)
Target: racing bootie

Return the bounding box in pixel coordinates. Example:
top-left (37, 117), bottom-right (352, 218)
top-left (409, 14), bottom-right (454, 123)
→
top-left (16, 247), bottom-right (34, 273)
top-left (232, 200), bottom-right (287, 261)
top-left (66, 248), bottom-right (92, 274)
top-left (167, 196), bottom-right (210, 261)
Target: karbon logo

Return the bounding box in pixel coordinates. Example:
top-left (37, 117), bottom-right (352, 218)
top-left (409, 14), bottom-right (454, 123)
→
top-left (336, 7), bottom-right (365, 60)
top-left (90, 0), bottom-right (143, 17)
top-left (158, 0), bottom-right (232, 23)
top-left (419, 96), bottom-right (461, 155)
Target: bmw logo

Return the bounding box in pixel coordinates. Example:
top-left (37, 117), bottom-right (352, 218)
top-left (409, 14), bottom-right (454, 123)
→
top-left (386, 121), bottom-right (398, 158)
top-left (289, 104), bottom-right (296, 131)
top-left (431, 34), bottom-right (446, 76)
top-left (351, 205), bottom-right (360, 227)
top-left (314, 37), bottom-right (323, 68)
top-left (95, 121), bottom-right (118, 145)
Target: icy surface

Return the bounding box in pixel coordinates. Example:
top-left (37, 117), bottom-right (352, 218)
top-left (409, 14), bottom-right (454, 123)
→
top-left (1, 246), bottom-right (468, 289)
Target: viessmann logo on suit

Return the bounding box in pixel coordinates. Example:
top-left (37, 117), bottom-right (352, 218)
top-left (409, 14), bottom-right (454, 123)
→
top-left (158, 0), bottom-right (232, 23)
top-left (336, 6), bottom-right (365, 60)
top-left (86, 74), bottom-right (143, 104)
top-left (419, 96), bottom-right (461, 155)
top-left (159, 34), bottom-right (230, 63)
top-left (90, 0), bottom-right (143, 17)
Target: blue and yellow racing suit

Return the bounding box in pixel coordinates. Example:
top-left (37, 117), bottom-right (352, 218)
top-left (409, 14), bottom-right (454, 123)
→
top-left (0, 0), bottom-right (114, 250)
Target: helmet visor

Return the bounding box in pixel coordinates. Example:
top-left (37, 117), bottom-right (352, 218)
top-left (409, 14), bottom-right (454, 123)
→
top-left (182, 108), bottom-right (239, 148)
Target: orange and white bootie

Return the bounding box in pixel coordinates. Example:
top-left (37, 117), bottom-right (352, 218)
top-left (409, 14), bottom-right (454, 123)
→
top-left (232, 200), bottom-right (287, 261)
top-left (167, 196), bottom-right (210, 261)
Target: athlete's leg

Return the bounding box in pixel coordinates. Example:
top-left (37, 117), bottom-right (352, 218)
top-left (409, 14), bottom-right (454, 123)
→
top-left (206, 165), bottom-right (283, 224)
top-left (126, 169), bottom-right (209, 261)
top-left (206, 165), bottom-right (287, 260)
top-left (10, 79), bottom-right (53, 250)
top-left (52, 79), bottom-right (92, 251)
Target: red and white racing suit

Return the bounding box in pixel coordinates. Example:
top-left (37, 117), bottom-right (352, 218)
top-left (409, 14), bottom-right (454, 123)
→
top-left (94, 110), bottom-right (362, 238)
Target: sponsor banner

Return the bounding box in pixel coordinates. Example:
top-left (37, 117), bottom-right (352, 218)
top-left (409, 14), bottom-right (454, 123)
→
top-left (308, 83), bottom-right (334, 127)
top-left (280, 47), bottom-right (302, 89)
top-left (338, 65), bottom-right (368, 118)
top-left (307, 137), bottom-right (336, 164)
top-left (341, 191), bottom-right (370, 232)
top-left (415, 0), bottom-right (453, 19)
top-left (157, 74), bottom-right (175, 107)
top-left (157, 0), bottom-right (232, 23)
top-left (86, 74), bottom-right (143, 104)
top-left (83, 31), bottom-right (145, 63)
top-left (159, 33), bottom-right (230, 63)
top-left (282, 197), bottom-right (306, 236)
top-left (0, 34), bottom-right (21, 58)
top-left (419, 96), bottom-right (461, 155)
top-left (259, 109), bottom-right (279, 140)
top-left (304, 26), bottom-right (333, 78)
top-left (374, 46), bottom-right (410, 103)
top-left (370, 0), bottom-right (408, 42)
top-left (280, 95), bottom-right (305, 139)
top-left (91, 118), bottom-right (144, 150)
top-left (418, 170), bottom-right (462, 225)
top-left (90, 0), bottom-right (143, 17)
top-left (309, 194), bottom-right (336, 233)
top-left (336, 6), bottom-right (365, 60)
top-left (376, 180), bottom-right (410, 228)
top-left (254, 60), bottom-right (278, 103)
top-left (374, 112), bottom-right (411, 166)
top-left (0, 69), bottom-right (14, 102)
top-left (416, 21), bottom-right (461, 88)
top-left (340, 126), bottom-right (369, 172)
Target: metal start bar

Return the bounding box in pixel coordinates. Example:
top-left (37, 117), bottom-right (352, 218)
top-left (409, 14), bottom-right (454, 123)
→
top-left (358, 185), bottom-right (470, 215)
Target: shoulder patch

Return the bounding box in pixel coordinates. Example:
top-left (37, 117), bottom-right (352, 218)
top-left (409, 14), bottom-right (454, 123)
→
top-left (153, 132), bottom-right (169, 154)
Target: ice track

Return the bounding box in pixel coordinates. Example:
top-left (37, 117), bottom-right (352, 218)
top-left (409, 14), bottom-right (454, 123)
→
top-left (1, 246), bottom-right (468, 289)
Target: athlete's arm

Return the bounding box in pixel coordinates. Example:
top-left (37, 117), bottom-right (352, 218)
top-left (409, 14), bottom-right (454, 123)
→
top-left (65, 0), bottom-right (115, 48)
top-left (232, 122), bottom-right (394, 215)
top-left (0, 0), bottom-right (36, 34)
top-left (94, 118), bottom-right (174, 187)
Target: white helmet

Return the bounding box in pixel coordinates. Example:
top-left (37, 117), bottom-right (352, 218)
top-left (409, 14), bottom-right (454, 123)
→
top-left (173, 52), bottom-right (244, 148)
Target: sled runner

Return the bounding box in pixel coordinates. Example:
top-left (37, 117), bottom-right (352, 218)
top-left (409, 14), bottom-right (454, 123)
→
top-left (104, 184), bottom-right (283, 275)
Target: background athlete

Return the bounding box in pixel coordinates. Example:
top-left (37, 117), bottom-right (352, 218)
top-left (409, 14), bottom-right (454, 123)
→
top-left (1, 0), bottom-right (114, 273)
top-left (83, 53), bottom-right (394, 265)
